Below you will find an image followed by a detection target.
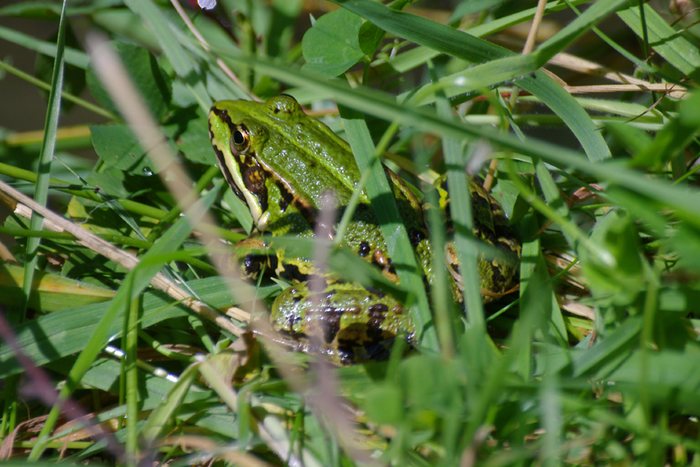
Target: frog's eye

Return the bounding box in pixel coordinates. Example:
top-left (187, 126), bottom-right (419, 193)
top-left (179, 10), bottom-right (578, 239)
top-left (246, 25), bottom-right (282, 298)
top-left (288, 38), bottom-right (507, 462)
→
top-left (230, 125), bottom-right (250, 153)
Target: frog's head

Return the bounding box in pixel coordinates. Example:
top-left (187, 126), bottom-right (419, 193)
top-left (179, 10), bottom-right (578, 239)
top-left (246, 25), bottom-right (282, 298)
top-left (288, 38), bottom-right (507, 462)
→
top-left (208, 96), bottom-right (311, 231)
top-left (210, 95), bottom-right (364, 233)
top-left (208, 99), bottom-right (274, 230)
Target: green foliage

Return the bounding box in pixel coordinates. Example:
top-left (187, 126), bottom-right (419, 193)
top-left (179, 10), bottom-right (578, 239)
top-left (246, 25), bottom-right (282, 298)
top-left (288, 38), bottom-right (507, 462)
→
top-left (0, 0), bottom-right (699, 465)
top-left (302, 9), bottom-right (368, 76)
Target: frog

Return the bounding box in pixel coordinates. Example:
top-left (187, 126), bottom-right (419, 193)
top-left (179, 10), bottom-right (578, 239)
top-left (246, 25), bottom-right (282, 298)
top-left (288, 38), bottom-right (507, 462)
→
top-left (208, 95), bottom-right (519, 364)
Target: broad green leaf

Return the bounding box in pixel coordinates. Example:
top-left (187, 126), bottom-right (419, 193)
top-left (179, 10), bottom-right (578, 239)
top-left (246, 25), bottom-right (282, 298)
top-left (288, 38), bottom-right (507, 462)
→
top-left (302, 8), bottom-right (366, 77)
top-left (122, 0), bottom-right (211, 110)
top-left (90, 123), bottom-right (177, 175)
top-left (176, 112), bottom-right (217, 165)
top-left (86, 42), bottom-right (171, 121)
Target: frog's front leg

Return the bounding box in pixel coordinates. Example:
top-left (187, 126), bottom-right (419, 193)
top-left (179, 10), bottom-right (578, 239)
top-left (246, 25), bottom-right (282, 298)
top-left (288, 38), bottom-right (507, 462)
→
top-left (271, 281), bottom-right (415, 364)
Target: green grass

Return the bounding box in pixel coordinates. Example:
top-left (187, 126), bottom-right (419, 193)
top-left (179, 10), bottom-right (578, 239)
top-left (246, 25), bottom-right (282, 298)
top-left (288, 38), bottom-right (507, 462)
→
top-left (1, 0), bottom-right (699, 464)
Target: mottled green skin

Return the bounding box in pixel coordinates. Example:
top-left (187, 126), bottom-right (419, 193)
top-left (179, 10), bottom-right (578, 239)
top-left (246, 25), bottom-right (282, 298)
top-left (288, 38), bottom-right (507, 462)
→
top-left (274, 282), bottom-right (413, 364)
top-left (208, 95), bottom-right (519, 363)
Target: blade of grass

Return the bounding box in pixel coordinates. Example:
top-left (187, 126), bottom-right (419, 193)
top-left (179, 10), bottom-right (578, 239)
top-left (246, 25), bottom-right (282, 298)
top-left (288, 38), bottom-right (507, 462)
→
top-left (572, 316), bottom-right (642, 377)
top-left (7, 30), bottom-right (65, 435)
top-left (618, 3), bottom-right (700, 79)
top-left (330, 0), bottom-right (612, 162)
top-left (534, 0), bottom-right (630, 64)
top-left (0, 25), bottom-right (88, 68)
top-left (124, 291), bottom-right (141, 463)
top-left (411, 0), bottom-right (631, 109)
top-left (341, 116), bottom-right (438, 351)
top-left (141, 361), bottom-right (198, 443)
top-left (0, 60), bottom-right (115, 119)
top-left (0, 162), bottom-right (170, 222)
top-left (435, 95), bottom-right (486, 331)
top-left (21, 0), bottom-right (67, 319)
top-left (389, 0), bottom-right (592, 73)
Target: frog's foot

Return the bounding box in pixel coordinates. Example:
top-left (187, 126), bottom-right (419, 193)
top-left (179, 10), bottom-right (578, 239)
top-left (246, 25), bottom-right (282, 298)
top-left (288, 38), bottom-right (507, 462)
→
top-left (270, 281), bottom-right (414, 364)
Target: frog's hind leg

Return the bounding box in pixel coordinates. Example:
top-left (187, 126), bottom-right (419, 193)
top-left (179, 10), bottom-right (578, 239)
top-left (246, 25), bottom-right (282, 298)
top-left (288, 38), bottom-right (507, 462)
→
top-left (270, 281), bottom-right (415, 364)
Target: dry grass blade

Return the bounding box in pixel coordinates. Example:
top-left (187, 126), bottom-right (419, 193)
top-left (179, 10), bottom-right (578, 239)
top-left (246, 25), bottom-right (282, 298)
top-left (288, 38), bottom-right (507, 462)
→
top-left (162, 435), bottom-right (272, 466)
top-left (548, 52), bottom-right (687, 98)
top-left (0, 180), bottom-right (247, 335)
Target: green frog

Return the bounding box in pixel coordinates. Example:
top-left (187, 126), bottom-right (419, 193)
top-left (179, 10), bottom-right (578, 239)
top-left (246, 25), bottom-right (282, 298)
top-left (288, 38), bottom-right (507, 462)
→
top-left (208, 95), bottom-right (519, 363)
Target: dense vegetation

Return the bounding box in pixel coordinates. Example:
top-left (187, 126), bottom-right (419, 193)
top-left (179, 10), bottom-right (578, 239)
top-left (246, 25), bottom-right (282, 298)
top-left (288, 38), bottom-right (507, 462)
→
top-left (1, 0), bottom-right (699, 464)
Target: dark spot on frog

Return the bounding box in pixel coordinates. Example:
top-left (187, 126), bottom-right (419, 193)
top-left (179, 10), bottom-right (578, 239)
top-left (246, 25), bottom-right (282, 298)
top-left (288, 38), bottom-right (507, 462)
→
top-left (280, 264), bottom-right (309, 282)
top-left (335, 344), bottom-right (356, 365)
top-left (358, 241), bottom-right (370, 257)
top-left (242, 166), bottom-right (268, 212)
top-left (271, 179), bottom-right (319, 228)
top-left (488, 262), bottom-right (512, 294)
top-left (366, 325), bottom-right (387, 343)
top-left (409, 228), bottom-right (425, 246)
top-left (368, 304), bottom-right (388, 328)
top-left (320, 306), bottom-right (342, 344)
top-left (242, 253), bottom-right (276, 279)
top-left (471, 193), bottom-right (498, 236)
top-left (363, 328), bottom-right (394, 361)
top-left (369, 303), bottom-right (388, 314)
top-left (242, 254), bottom-right (262, 276)
top-left (278, 187), bottom-right (293, 212)
top-left (268, 94), bottom-right (299, 116)
top-left (279, 311), bottom-right (302, 331)
top-left (373, 249), bottom-right (390, 269)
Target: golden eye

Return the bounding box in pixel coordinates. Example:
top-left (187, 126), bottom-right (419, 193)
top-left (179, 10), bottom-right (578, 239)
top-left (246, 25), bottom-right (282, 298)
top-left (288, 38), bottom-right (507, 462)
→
top-left (230, 125), bottom-right (250, 153)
